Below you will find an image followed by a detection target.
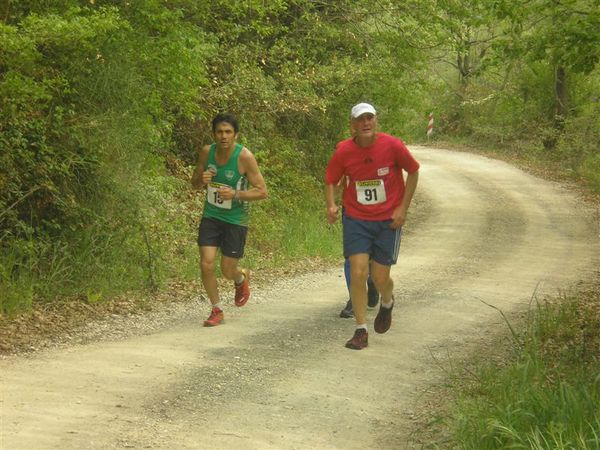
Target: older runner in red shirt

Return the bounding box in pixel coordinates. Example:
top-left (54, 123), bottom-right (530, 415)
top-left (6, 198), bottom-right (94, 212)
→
top-left (325, 103), bottom-right (420, 350)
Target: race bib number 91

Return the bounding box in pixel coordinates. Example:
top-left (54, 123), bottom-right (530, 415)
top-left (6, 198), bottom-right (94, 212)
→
top-left (356, 179), bottom-right (386, 205)
top-left (207, 182), bottom-right (232, 209)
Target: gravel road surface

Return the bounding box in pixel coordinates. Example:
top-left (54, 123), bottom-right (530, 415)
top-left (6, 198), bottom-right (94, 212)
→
top-left (1, 147), bottom-right (598, 449)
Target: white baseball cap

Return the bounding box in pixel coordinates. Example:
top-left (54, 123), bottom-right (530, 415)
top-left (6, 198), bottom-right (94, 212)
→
top-left (351, 102), bottom-right (377, 119)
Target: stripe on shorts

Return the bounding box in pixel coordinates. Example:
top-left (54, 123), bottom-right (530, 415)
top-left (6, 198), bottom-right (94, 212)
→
top-left (392, 227), bottom-right (402, 262)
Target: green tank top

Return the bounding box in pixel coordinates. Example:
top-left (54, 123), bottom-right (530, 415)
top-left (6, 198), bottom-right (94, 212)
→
top-left (203, 143), bottom-right (249, 226)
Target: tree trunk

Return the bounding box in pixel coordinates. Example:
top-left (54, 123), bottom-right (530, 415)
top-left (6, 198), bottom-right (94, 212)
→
top-left (544, 65), bottom-right (568, 149)
top-left (554, 65), bottom-right (567, 127)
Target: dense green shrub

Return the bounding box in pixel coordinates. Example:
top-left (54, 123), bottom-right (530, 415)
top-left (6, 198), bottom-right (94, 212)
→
top-left (1, 1), bottom-right (598, 314)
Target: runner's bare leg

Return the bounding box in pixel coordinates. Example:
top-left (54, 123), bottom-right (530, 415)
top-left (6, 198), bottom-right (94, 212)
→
top-left (200, 246), bottom-right (220, 305)
top-left (349, 253), bottom-right (370, 325)
top-left (370, 261), bottom-right (394, 304)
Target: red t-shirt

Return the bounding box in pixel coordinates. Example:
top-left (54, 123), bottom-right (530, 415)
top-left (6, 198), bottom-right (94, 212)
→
top-left (325, 133), bottom-right (420, 221)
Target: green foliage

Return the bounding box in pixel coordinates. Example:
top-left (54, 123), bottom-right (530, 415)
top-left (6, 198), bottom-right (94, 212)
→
top-left (521, 0), bottom-right (600, 74)
top-left (0, 3), bottom-right (216, 313)
top-left (448, 293), bottom-right (600, 449)
top-left (426, 0), bottom-right (600, 190)
top-left (579, 153), bottom-right (600, 192)
top-left (550, 69), bottom-right (600, 190)
top-left (277, 202), bottom-right (342, 261)
top-left (1, 0), bottom-right (598, 315)
top-left (0, 237), bottom-right (35, 314)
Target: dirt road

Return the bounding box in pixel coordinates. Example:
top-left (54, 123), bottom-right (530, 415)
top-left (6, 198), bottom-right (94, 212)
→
top-left (1, 147), bottom-right (598, 450)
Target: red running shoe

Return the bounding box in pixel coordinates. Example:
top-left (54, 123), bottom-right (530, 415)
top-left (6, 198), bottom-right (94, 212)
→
top-left (345, 328), bottom-right (368, 350)
top-left (234, 269), bottom-right (250, 307)
top-left (203, 307), bottom-right (223, 327)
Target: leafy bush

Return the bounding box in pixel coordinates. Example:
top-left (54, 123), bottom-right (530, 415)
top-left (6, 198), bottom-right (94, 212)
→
top-left (2, 0), bottom-right (597, 316)
top-left (450, 292), bottom-right (600, 449)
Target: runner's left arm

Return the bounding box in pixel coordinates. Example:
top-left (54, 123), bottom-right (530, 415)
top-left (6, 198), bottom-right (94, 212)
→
top-left (390, 170), bottom-right (419, 229)
top-left (217, 148), bottom-right (267, 201)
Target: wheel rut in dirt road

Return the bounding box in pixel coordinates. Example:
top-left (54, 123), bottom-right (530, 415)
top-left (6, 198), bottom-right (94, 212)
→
top-left (1, 147), bottom-right (598, 450)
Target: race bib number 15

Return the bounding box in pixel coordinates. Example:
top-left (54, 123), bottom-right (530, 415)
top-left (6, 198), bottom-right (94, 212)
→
top-left (207, 182), bottom-right (232, 209)
top-left (356, 179), bottom-right (386, 205)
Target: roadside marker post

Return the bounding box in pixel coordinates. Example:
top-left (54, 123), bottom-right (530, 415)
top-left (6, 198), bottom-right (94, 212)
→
top-left (427, 112), bottom-right (433, 140)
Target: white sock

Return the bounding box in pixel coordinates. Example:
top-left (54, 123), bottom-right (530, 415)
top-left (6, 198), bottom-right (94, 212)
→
top-left (381, 298), bottom-right (394, 309)
top-left (235, 273), bottom-right (245, 285)
top-left (212, 303), bottom-right (222, 311)
top-left (357, 324), bottom-right (367, 331)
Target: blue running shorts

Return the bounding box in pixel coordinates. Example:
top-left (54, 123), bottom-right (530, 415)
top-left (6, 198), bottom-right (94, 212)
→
top-left (342, 214), bottom-right (402, 266)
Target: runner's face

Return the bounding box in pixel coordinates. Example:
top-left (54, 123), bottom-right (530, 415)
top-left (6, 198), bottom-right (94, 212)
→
top-left (213, 122), bottom-right (238, 150)
top-left (351, 113), bottom-right (377, 141)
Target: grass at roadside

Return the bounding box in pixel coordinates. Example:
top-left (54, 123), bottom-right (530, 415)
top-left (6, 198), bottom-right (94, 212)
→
top-left (434, 284), bottom-right (600, 449)
top-left (243, 193), bottom-right (343, 270)
top-left (0, 188), bottom-right (342, 316)
top-left (0, 195), bottom-right (343, 352)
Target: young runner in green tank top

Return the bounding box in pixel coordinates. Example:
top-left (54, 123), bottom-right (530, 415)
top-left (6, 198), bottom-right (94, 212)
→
top-left (191, 113), bottom-right (267, 327)
top-left (203, 142), bottom-right (249, 226)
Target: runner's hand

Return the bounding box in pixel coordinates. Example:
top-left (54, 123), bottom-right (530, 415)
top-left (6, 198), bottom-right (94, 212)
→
top-left (390, 206), bottom-right (406, 229)
top-left (327, 205), bottom-right (339, 224)
top-left (201, 169), bottom-right (215, 185)
top-left (217, 186), bottom-right (235, 200)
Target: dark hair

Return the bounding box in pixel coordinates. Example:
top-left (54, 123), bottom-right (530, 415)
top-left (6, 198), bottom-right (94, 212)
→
top-left (212, 113), bottom-right (239, 133)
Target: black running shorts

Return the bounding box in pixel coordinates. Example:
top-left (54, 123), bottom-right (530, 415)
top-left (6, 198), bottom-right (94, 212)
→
top-left (198, 217), bottom-right (248, 258)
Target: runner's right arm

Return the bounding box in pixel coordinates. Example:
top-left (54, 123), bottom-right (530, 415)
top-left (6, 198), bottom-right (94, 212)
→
top-left (191, 145), bottom-right (212, 190)
top-left (325, 183), bottom-right (339, 224)
top-left (325, 147), bottom-right (345, 224)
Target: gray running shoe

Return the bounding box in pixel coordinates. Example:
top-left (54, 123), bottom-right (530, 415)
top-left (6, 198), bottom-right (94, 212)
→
top-left (367, 279), bottom-right (379, 308)
top-left (339, 299), bottom-right (353, 318)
